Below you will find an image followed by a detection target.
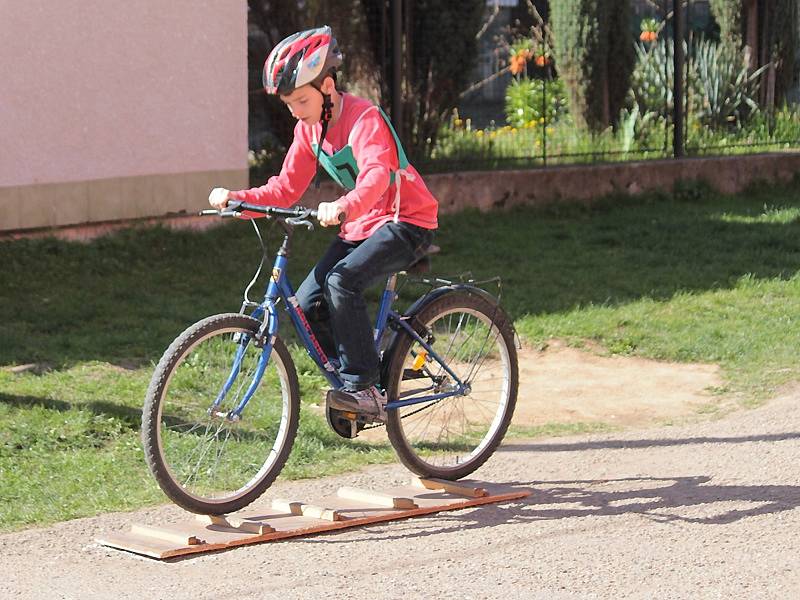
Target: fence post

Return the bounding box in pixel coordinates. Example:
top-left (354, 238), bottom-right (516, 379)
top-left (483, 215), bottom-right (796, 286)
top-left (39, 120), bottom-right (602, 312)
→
top-left (542, 77), bottom-right (548, 166)
top-left (673, 0), bottom-right (685, 158)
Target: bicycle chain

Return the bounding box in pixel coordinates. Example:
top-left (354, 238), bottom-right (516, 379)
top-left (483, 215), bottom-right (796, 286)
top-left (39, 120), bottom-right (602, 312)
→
top-left (361, 397), bottom-right (443, 430)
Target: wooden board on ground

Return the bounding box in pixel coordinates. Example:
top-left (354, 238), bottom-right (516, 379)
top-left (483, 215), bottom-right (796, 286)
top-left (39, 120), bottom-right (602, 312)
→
top-left (97, 479), bottom-right (530, 560)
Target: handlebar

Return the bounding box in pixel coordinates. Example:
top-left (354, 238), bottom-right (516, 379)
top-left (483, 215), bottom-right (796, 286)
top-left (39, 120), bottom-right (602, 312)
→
top-left (200, 200), bottom-right (345, 230)
top-left (200, 201), bottom-right (318, 230)
top-left (200, 200), bottom-right (317, 219)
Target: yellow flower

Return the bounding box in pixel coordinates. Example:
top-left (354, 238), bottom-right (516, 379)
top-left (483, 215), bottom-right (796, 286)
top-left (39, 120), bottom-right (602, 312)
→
top-left (546, 127), bottom-right (554, 134)
top-left (454, 118), bottom-right (463, 128)
top-left (539, 117), bottom-right (545, 124)
top-left (511, 128), bottom-right (518, 134)
top-left (476, 130), bottom-right (484, 137)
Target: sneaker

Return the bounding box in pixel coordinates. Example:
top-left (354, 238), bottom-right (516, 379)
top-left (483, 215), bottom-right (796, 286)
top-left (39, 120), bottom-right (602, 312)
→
top-left (326, 386), bottom-right (388, 422)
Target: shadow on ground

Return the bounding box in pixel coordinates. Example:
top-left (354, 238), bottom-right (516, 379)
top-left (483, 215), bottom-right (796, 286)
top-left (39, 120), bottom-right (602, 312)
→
top-left (291, 473), bottom-right (800, 548)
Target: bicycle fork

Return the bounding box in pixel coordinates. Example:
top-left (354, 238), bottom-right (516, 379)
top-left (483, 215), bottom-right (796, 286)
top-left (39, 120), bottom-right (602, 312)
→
top-left (208, 304), bottom-right (278, 421)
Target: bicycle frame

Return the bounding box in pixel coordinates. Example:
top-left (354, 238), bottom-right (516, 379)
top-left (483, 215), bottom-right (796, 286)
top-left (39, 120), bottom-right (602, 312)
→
top-left (221, 217), bottom-right (468, 419)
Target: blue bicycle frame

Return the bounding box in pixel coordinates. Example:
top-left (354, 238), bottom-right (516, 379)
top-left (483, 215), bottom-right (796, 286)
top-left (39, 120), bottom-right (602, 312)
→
top-left (215, 207), bottom-right (468, 419)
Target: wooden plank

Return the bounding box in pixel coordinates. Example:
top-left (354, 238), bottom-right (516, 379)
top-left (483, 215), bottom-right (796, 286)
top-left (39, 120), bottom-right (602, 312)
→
top-left (98, 532), bottom-right (179, 560)
top-left (293, 495), bottom-right (416, 520)
top-left (98, 481), bottom-right (532, 559)
top-left (271, 499), bottom-right (303, 515)
top-left (337, 486), bottom-right (418, 509)
top-left (272, 499), bottom-right (343, 522)
top-left (411, 478), bottom-right (489, 498)
top-left (130, 524), bottom-right (202, 546)
top-left (300, 504), bottom-right (342, 522)
top-left (226, 517), bottom-right (275, 535)
top-left (196, 514), bottom-right (228, 526)
top-left (194, 514), bottom-right (274, 535)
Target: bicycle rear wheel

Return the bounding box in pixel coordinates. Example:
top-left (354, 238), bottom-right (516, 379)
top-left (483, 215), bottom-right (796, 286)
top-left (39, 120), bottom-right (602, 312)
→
top-left (142, 313), bottom-right (300, 514)
top-left (384, 289), bottom-right (518, 480)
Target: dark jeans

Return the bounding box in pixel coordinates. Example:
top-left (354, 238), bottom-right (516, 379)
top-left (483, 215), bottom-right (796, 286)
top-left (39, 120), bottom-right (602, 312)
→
top-left (295, 221), bottom-right (434, 391)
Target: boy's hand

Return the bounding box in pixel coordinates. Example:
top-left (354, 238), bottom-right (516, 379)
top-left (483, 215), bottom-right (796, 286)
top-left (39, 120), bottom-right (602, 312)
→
top-left (317, 201), bottom-right (345, 227)
top-left (208, 187), bottom-right (232, 210)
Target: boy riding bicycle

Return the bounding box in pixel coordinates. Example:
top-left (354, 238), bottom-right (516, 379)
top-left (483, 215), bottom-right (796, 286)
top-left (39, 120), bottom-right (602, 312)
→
top-left (209, 26), bottom-right (438, 421)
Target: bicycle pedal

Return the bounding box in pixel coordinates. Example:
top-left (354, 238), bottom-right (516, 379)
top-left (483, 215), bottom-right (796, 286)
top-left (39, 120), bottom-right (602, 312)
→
top-left (325, 405), bottom-right (362, 439)
top-left (402, 368), bottom-right (427, 380)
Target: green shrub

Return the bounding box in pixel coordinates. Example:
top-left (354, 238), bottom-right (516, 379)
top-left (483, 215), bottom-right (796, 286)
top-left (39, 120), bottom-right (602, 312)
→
top-left (618, 104), bottom-right (667, 153)
top-left (708, 0), bottom-right (744, 46)
top-left (504, 78), bottom-right (569, 128)
top-left (550, 0), bottom-right (635, 131)
top-left (771, 0), bottom-right (798, 103)
top-left (770, 105), bottom-right (800, 141)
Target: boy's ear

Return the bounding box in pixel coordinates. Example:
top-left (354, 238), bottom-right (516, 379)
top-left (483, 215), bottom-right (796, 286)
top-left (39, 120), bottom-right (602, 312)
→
top-left (320, 75), bottom-right (336, 95)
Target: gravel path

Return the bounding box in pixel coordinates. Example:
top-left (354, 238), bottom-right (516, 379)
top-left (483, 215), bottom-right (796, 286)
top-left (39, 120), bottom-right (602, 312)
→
top-left (2, 386), bottom-right (799, 600)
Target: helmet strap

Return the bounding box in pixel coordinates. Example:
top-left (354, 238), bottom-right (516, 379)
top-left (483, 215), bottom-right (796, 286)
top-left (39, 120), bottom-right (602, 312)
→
top-left (313, 91), bottom-right (334, 189)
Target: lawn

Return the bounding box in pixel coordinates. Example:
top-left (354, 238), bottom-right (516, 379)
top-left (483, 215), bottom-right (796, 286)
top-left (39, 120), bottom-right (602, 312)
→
top-left (1, 177), bottom-right (799, 530)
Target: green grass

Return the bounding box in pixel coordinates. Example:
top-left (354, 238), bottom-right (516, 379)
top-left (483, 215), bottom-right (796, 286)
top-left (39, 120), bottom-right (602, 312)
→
top-left (2, 177), bottom-right (800, 530)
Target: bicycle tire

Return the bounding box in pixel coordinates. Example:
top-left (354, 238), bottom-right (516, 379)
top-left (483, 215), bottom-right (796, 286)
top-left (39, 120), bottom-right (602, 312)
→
top-left (142, 313), bottom-right (300, 514)
top-left (384, 288), bottom-right (518, 480)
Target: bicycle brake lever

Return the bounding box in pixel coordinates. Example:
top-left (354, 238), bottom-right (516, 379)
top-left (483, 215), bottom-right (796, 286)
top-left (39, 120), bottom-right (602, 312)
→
top-left (286, 216), bottom-right (315, 230)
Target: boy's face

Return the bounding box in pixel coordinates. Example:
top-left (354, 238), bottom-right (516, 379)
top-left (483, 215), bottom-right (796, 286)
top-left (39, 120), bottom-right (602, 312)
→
top-left (279, 77), bottom-right (334, 125)
top-left (280, 85), bottom-right (322, 125)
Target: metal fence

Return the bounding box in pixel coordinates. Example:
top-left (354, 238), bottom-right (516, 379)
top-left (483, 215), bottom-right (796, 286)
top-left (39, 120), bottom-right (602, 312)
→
top-left (247, 1), bottom-right (800, 179)
top-left (387, 0), bottom-right (800, 173)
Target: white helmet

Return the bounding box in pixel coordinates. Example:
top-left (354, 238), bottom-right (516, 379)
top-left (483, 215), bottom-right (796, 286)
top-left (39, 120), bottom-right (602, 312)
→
top-left (262, 26), bottom-right (343, 95)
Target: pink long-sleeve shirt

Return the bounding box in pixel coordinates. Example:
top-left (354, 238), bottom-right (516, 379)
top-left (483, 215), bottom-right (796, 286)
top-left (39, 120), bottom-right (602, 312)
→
top-left (230, 93), bottom-right (438, 241)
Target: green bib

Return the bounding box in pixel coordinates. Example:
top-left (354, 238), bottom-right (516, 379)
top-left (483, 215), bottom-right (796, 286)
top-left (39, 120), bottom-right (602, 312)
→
top-left (311, 106), bottom-right (410, 191)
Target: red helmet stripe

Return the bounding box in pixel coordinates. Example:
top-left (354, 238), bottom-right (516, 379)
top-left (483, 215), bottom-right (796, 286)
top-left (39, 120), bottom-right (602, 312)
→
top-left (264, 26), bottom-right (339, 95)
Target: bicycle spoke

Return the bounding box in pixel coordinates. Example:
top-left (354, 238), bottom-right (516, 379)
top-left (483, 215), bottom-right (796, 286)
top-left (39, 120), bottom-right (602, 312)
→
top-left (146, 318), bottom-right (298, 511)
top-left (387, 294), bottom-right (517, 477)
top-left (182, 421), bottom-right (225, 488)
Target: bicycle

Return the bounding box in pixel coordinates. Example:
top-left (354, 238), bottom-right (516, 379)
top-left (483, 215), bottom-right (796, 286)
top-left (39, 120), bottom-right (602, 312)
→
top-left (141, 200), bottom-right (519, 515)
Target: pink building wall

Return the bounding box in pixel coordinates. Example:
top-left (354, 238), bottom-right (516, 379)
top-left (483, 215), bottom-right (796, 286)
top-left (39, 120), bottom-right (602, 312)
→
top-left (0, 0), bottom-right (248, 230)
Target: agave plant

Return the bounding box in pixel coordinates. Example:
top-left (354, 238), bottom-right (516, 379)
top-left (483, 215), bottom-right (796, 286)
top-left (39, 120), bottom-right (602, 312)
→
top-left (630, 38), bottom-right (675, 119)
top-left (630, 37), bottom-right (767, 130)
top-left (691, 39), bottom-right (766, 129)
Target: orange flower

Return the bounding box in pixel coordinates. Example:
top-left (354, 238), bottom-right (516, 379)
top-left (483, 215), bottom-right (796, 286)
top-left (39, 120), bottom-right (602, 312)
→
top-left (639, 30), bottom-right (658, 43)
top-left (510, 52), bottom-right (528, 75)
top-left (534, 54), bottom-right (549, 67)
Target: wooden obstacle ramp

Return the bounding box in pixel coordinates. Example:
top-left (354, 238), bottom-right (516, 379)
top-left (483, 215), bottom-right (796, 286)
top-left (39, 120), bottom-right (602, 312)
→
top-left (97, 478), bottom-right (530, 559)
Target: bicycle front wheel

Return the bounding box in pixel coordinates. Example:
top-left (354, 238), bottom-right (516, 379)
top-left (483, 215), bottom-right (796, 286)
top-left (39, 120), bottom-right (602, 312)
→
top-left (142, 313), bottom-right (300, 514)
top-left (385, 289), bottom-right (518, 480)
